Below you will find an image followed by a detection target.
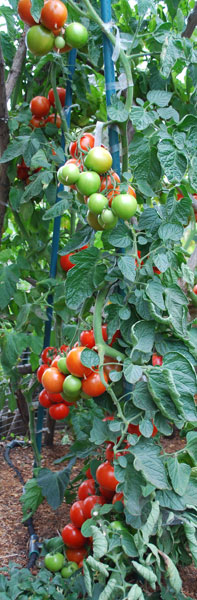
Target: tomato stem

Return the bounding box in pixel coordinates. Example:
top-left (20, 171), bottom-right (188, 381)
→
top-left (51, 64), bottom-right (68, 134)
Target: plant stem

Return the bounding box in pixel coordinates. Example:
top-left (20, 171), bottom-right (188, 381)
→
top-left (51, 63), bottom-right (68, 135)
top-left (120, 121), bottom-right (129, 173)
top-left (27, 392), bottom-right (41, 467)
top-left (70, 208), bottom-right (76, 236)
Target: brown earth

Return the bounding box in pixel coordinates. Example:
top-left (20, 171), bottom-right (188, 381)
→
top-left (0, 430), bottom-right (196, 597)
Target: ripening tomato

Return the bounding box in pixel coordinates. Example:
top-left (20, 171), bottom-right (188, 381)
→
top-left (17, 159), bottom-right (29, 180)
top-left (100, 171), bottom-right (120, 193)
top-left (66, 346), bottom-right (92, 378)
top-left (57, 357), bottom-right (69, 375)
top-left (64, 22), bottom-right (88, 49)
top-left (128, 185), bottom-right (136, 198)
top-left (152, 354), bottom-right (163, 366)
top-left (82, 370), bottom-right (108, 397)
top-left (39, 389), bottom-right (52, 408)
top-left (61, 523), bottom-right (86, 548)
top-left (112, 492), bottom-right (124, 505)
top-left (193, 284), bottom-right (197, 295)
top-left (29, 116), bottom-right (46, 128)
top-left (41, 0), bottom-right (68, 31)
top-left (80, 325), bottom-right (107, 349)
top-left (48, 392), bottom-right (64, 403)
top-left (66, 157), bottom-right (83, 171)
top-left (105, 443), bottom-right (114, 462)
top-left (78, 479), bottom-right (95, 500)
top-left (69, 141), bottom-right (78, 158)
top-left (51, 354), bottom-right (61, 368)
top-left (96, 462), bottom-right (118, 492)
top-left (60, 344), bottom-right (69, 353)
top-left (153, 266), bottom-right (161, 275)
top-left (87, 210), bottom-right (104, 231)
top-left (110, 329), bottom-right (121, 345)
top-left (177, 192), bottom-right (184, 201)
top-left (83, 495), bottom-right (104, 520)
top-left (26, 25), bottom-right (55, 56)
top-left (70, 501), bottom-right (85, 528)
top-left (112, 194), bottom-right (137, 220)
top-left (30, 96), bottom-right (50, 118)
top-left (85, 468), bottom-right (93, 479)
top-left (48, 87), bottom-right (66, 107)
top-left (66, 547), bottom-right (87, 564)
top-left (18, 0), bottom-right (36, 25)
top-left (85, 147), bottom-right (112, 174)
top-left (47, 113), bottom-right (62, 128)
top-left (42, 367), bottom-right (65, 393)
top-left (37, 363), bottom-right (48, 383)
top-left (60, 252), bottom-right (76, 271)
top-left (99, 486), bottom-right (114, 500)
top-left (41, 346), bottom-right (57, 365)
top-left (103, 355), bottom-right (122, 379)
top-left (79, 133), bottom-right (95, 153)
top-left (49, 403), bottom-right (69, 420)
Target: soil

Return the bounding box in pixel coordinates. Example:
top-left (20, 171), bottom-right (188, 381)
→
top-left (0, 430), bottom-right (197, 598)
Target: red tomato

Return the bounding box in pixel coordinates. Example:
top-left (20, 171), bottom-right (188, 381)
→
top-left (96, 462), bottom-right (118, 492)
top-left (153, 266), bottom-right (161, 275)
top-left (110, 329), bottom-right (121, 346)
top-left (66, 346), bottom-right (92, 378)
top-left (41, 0), bottom-right (68, 31)
top-left (152, 354), bottom-right (163, 366)
top-left (112, 492), bottom-right (124, 505)
top-left (193, 284), bottom-right (197, 295)
top-left (127, 424), bottom-right (141, 436)
top-left (83, 495), bottom-right (104, 520)
top-left (105, 443), bottom-right (114, 462)
top-left (47, 392), bottom-right (64, 403)
top-left (66, 548), bottom-right (87, 564)
top-left (100, 171), bottom-right (120, 193)
top-left (60, 253), bottom-right (76, 272)
top-left (48, 87), bottom-right (66, 107)
top-left (41, 346), bottom-right (57, 366)
top-left (41, 367), bottom-right (65, 393)
top-left (18, 0), bottom-right (36, 25)
top-left (85, 468), bottom-right (93, 479)
top-left (66, 157), bottom-right (83, 171)
top-left (69, 141), bottom-right (78, 158)
top-left (47, 113), bottom-right (62, 128)
top-left (128, 185), bottom-right (136, 198)
top-left (37, 363), bottom-right (48, 383)
top-left (78, 479), bottom-right (95, 500)
top-left (51, 354), bottom-right (61, 368)
top-left (30, 96), bottom-right (50, 118)
top-left (39, 389), bottom-right (52, 408)
top-left (49, 403), bottom-right (69, 420)
top-left (17, 159), bottom-right (29, 180)
top-left (103, 356), bottom-right (122, 378)
top-left (61, 523), bottom-right (86, 548)
top-left (177, 192), bottom-right (184, 201)
top-left (152, 422), bottom-right (158, 437)
top-left (29, 116), bottom-right (46, 128)
top-left (103, 415), bottom-right (114, 421)
top-left (60, 344), bottom-right (69, 353)
top-left (98, 486), bottom-right (114, 500)
top-left (70, 501), bottom-right (85, 528)
top-left (82, 370), bottom-right (108, 397)
top-left (79, 133), bottom-right (95, 153)
top-left (79, 325), bottom-right (108, 349)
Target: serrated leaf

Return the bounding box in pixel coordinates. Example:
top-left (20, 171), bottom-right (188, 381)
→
top-left (30, 149), bottom-right (50, 169)
top-left (43, 198), bottom-right (70, 220)
top-left (123, 360), bottom-right (142, 384)
top-left (0, 6), bottom-right (15, 39)
top-left (108, 99), bottom-right (129, 123)
top-left (81, 349), bottom-right (99, 368)
top-left (37, 458), bottom-right (75, 509)
top-left (98, 576), bottom-right (117, 600)
top-left (139, 419), bottom-right (154, 438)
top-left (159, 223), bottom-right (183, 241)
top-left (131, 438), bottom-right (169, 489)
top-left (121, 531), bottom-right (138, 557)
top-left (153, 251), bottom-right (169, 273)
top-left (0, 136), bottom-right (30, 163)
top-left (130, 106), bottom-right (157, 130)
top-left (157, 106), bottom-right (179, 122)
top-left (118, 255), bottom-right (136, 282)
top-left (108, 222), bottom-right (132, 247)
top-left (59, 225), bottom-right (93, 254)
top-left (83, 561), bottom-right (92, 596)
top-left (167, 456), bottom-right (191, 496)
top-left (158, 140), bottom-right (187, 182)
top-left (30, 0), bottom-right (44, 21)
top-left (139, 207), bottom-right (161, 232)
top-left (163, 353), bottom-right (197, 397)
top-left (147, 90), bottom-right (172, 107)
top-left (186, 431), bottom-right (197, 463)
top-left (131, 320), bottom-right (156, 353)
top-left (146, 280), bottom-right (165, 310)
top-left (0, 264), bottom-right (20, 309)
top-left (65, 247), bottom-right (99, 309)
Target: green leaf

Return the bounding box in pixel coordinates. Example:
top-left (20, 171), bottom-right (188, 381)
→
top-left (131, 438), bottom-right (169, 489)
top-left (128, 584), bottom-right (145, 599)
top-left (91, 525), bottom-right (108, 559)
top-left (147, 90), bottom-right (172, 107)
top-left (132, 561), bottom-right (157, 589)
top-left (121, 531), bottom-right (138, 557)
top-left (30, 149), bottom-right (50, 169)
top-left (133, 381), bottom-right (155, 414)
top-left (146, 279), bottom-right (165, 310)
top-left (157, 488), bottom-right (186, 511)
top-left (20, 478), bottom-right (44, 522)
top-left (16, 304), bottom-right (31, 330)
top-left (131, 320), bottom-right (156, 353)
top-left (139, 419), bottom-right (154, 438)
top-left (158, 551), bottom-right (182, 593)
top-left (81, 349), bottom-right (99, 368)
top-left (108, 222), bottom-right (132, 248)
top-left (90, 417), bottom-right (118, 445)
top-left (86, 556), bottom-right (109, 577)
top-left (37, 458), bottom-right (75, 509)
top-left (141, 501), bottom-right (160, 544)
top-left (183, 521), bottom-right (197, 566)
top-left (163, 353), bottom-right (197, 397)
top-left (189, 155), bottom-right (197, 189)
top-left (118, 255), bottom-right (136, 282)
top-left (158, 140), bottom-right (187, 182)
top-left (43, 198), bottom-right (70, 220)
top-left (139, 207), bottom-right (161, 232)
top-left (123, 360), bottom-right (142, 384)
top-left (30, 0), bottom-right (44, 22)
top-left (22, 171), bottom-right (53, 202)
top-left (147, 368), bottom-right (182, 421)
top-left (186, 431), bottom-right (197, 464)
top-left (153, 251), bottom-right (169, 273)
top-left (165, 288), bottom-right (188, 337)
top-left (59, 225), bottom-right (93, 254)
top-left (83, 561), bottom-right (92, 597)
top-left (157, 106), bottom-right (179, 123)
top-left (0, 264), bottom-right (20, 309)
top-left (167, 456), bottom-right (191, 496)
top-left (0, 6), bottom-right (15, 39)
top-left (159, 223), bottom-right (183, 241)
top-left (130, 106), bottom-right (157, 130)
top-left (108, 97), bottom-right (129, 122)
top-left (98, 576), bottom-right (117, 600)
top-left (0, 136), bottom-right (30, 163)
top-left (65, 247), bottom-right (99, 309)
top-left (123, 456), bottom-right (151, 528)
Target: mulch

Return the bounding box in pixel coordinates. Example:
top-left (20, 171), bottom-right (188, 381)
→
top-left (0, 430), bottom-right (197, 597)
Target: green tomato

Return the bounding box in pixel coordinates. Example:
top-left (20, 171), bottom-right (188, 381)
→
top-left (44, 552), bottom-right (64, 572)
top-left (26, 25), bottom-right (54, 57)
top-left (111, 194), bottom-right (137, 219)
top-left (110, 521), bottom-right (127, 532)
top-left (54, 36), bottom-right (66, 49)
top-left (58, 164), bottom-right (80, 185)
top-left (63, 374), bottom-right (82, 397)
top-left (98, 209), bottom-right (118, 229)
top-left (64, 22), bottom-right (88, 49)
top-left (84, 147), bottom-right (112, 174)
top-left (61, 562), bottom-right (78, 578)
top-left (57, 357), bottom-right (70, 375)
top-left (88, 193), bottom-right (108, 215)
top-left (76, 171), bottom-right (101, 196)
top-left (87, 210), bottom-right (104, 231)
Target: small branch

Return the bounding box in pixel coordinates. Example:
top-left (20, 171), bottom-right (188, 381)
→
top-left (0, 42), bottom-right (9, 245)
top-left (182, 3), bottom-right (197, 37)
top-left (5, 27), bottom-right (27, 99)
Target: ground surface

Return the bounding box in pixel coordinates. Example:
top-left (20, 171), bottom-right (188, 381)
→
top-left (0, 430), bottom-right (197, 597)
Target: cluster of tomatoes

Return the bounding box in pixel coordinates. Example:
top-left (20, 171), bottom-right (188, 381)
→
top-left (57, 132), bottom-right (137, 231)
top-left (29, 87), bottom-right (66, 129)
top-left (18, 0), bottom-right (88, 57)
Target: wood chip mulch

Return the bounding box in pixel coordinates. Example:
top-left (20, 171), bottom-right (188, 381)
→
top-left (0, 431), bottom-right (196, 598)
